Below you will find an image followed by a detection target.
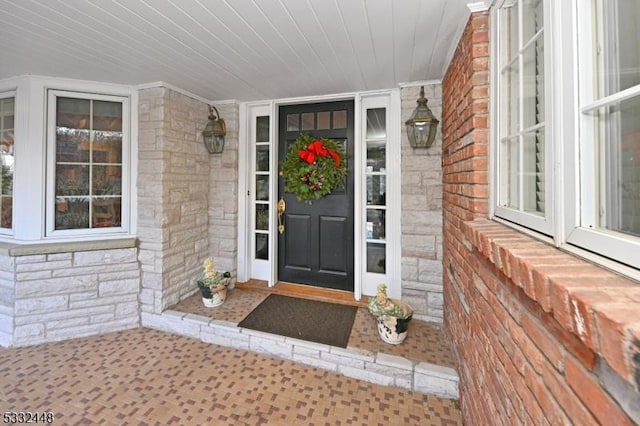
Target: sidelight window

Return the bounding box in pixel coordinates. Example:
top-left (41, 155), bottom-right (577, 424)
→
top-left (365, 108), bottom-right (387, 274)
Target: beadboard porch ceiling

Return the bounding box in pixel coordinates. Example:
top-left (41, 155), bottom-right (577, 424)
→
top-left (0, 0), bottom-right (471, 102)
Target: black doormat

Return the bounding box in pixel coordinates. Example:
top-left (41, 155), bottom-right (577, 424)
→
top-left (238, 294), bottom-right (357, 348)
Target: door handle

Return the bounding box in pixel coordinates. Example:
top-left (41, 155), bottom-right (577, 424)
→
top-left (277, 198), bottom-right (286, 234)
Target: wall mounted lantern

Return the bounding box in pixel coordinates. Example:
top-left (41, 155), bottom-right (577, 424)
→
top-left (202, 105), bottom-right (226, 154)
top-left (405, 86), bottom-right (439, 148)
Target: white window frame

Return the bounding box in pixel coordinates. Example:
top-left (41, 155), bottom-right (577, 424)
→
top-left (491, 0), bottom-right (554, 235)
top-left (46, 89), bottom-right (131, 238)
top-left (491, 0), bottom-right (640, 275)
top-left (566, 0), bottom-right (640, 269)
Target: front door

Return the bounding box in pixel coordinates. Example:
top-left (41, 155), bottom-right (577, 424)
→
top-left (277, 101), bottom-right (354, 291)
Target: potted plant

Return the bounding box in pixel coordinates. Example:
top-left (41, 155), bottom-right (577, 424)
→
top-left (196, 258), bottom-right (231, 307)
top-left (367, 284), bottom-right (414, 344)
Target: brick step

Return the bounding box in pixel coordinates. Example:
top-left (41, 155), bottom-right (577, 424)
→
top-left (142, 310), bottom-right (459, 400)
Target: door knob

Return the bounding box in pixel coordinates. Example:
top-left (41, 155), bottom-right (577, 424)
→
top-left (277, 198), bottom-right (286, 234)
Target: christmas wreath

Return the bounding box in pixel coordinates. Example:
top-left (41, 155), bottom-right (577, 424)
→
top-left (281, 133), bottom-right (348, 202)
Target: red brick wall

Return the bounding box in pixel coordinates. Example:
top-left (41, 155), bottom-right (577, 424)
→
top-left (442, 11), bottom-right (639, 424)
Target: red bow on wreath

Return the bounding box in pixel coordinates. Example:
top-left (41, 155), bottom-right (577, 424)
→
top-left (298, 140), bottom-right (341, 167)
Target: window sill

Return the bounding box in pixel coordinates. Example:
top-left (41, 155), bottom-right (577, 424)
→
top-left (0, 237), bottom-right (137, 256)
top-left (463, 218), bottom-right (640, 390)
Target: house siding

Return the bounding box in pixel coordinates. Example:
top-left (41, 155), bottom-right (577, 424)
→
top-left (400, 85), bottom-right (444, 322)
top-left (443, 11), bottom-right (639, 424)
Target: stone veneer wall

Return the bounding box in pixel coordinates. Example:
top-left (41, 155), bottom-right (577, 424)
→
top-left (443, 11), bottom-right (639, 423)
top-left (138, 87), bottom-right (214, 314)
top-left (138, 88), bottom-right (239, 316)
top-left (207, 103), bottom-right (239, 276)
top-left (400, 85), bottom-right (444, 322)
top-left (0, 256), bottom-right (15, 346)
top-left (5, 249), bottom-right (139, 347)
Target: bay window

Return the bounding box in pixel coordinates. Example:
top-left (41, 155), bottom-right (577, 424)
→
top-left (0, 76), bottom-right (135, 245)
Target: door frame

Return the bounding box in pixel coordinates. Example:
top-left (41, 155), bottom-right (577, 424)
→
top-left (237, 89), bottom-right (402, 300)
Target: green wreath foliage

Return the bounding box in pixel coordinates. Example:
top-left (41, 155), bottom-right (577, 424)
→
top-left (281, 133), bottom-right (348, 202)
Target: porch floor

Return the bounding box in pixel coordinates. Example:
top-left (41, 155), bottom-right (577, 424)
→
top-left (169, 284), bottom-right (457, 369)
top-left (1, 326), bottom-right (462, 425)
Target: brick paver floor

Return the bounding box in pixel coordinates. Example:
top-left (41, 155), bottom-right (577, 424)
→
top-left (1, 327), bottom-right (462, 425)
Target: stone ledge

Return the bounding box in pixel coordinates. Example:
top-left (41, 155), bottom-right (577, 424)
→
top-left (0, 237), bottom-right (137, 256)
top-left (146, 309), bottom-right (460, 399)
top-left (464, 218), bottom-right (640, 392)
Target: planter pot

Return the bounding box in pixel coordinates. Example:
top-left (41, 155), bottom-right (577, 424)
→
top-left (375, 314), bottom-right (413, 345)
top-left (198, 278), bottom-right (229, 307)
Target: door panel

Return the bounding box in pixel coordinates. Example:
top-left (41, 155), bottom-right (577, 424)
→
top-left (278, 101), bottom-right (354, 291)
top-left (319, 215), bottom-right (348, 273)
top-left (284, 214), bottom-right (312, 269)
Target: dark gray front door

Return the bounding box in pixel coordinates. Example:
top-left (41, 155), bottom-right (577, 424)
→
top-left (278, 101), bottom-right (354, 291)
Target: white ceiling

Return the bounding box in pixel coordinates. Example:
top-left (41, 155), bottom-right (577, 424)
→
top-left (0, 0), bottom-right (471, 102)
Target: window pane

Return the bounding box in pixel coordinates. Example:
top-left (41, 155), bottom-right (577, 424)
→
top-left (92, 165), bottom-right (122, 196)
top-left (522, 0), bottom-right (543, 42)
top-left (333, 110), bottom-right (347, 129)
top-left (366, 209), bottom-right (386, 240)
top-left (522, 36), bottom-right (545, 129)
top-left (0, 97), bottom-right (14, 229)
top-left (595, 96), bottom-right (640, 236)
top-left (56, 198), bottom-right (89, 230)
top-left (366, 108), bottom-right (386, 138)
top-left (500, 1), bottom-right (518, 64)
top-left (366, 175), bottom-right (386, 206)
top-left (56, 128), bottom-right (90, 162)
top-left (499, 137), bottom-right (520, 209)
top-left (301, 113), bottom-right (314, 130)
top-left (287, 114), bottom-right (299, 131)
top-left (255, 204), bottom-right (269, 231)
top-left (93, 131), bottom-right (122, 163)
top-left (92, 198), bottom-right (120, 228)
top-left (523, 130), bottom-right (545, 215)
top-left (595, 0), bottom-right (640, 97)
top-left (367, 242), bottom-right (386, 273)
top-left (501, 64), bottom-right (519, 137)
top-left (256, 175), bottom-right (269, 201)
top-left (256, 116), bottom-right (269, 142)
top-left (256, 145), bottom-right (269, 171)
top-left (1, 197), bottom-right (11, 228)
top-left (57, 165), bottom-right (89, 195)
top-left (256, 233), bottom-right (269, 260)
top-left (93, 101), bottom-right (122, 131)
top-left (317, 111), bottom-right (330, 129)
top-left (57, 98), bottom-right (90, 129)
top-left (367, 140), bottom-right (386, 172)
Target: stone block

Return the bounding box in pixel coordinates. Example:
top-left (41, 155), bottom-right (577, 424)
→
top-left (293, 353), bottom-right (339, 372)
top-left (141, 312), bottom-right (200, 339)
top-left (338, 364), bottom-right (395, 387)
top-left (15, 295), bottom-right (68, 315)
top-left (414, 362), bottom-right (459, 399)
top-left (248, 334), bottom-right (292, 358)
top-left (99, 279), bottom-right (139, 297)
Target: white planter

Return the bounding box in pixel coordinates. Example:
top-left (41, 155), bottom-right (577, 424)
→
top-left (375, 315), bottom-right (412, 345)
